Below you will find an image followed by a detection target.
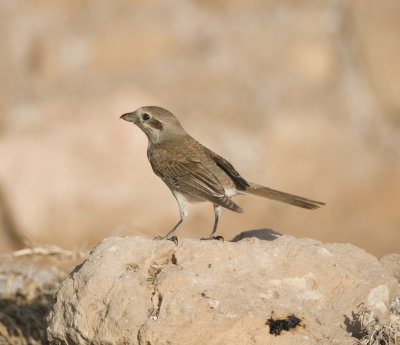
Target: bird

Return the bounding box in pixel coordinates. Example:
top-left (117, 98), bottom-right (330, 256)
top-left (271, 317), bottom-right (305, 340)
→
top-left (120, 106), bottom-right (325, 243)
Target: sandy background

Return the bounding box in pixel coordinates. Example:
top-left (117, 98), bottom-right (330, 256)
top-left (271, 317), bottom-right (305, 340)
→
top-left (0, 0), bottom-right (399, 257)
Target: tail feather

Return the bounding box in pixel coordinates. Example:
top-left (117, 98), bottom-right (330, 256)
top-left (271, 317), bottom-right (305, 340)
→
top-left (220, 196), bottom-right (243, 213)
top-left (245, 182), bottom-right (325, 210)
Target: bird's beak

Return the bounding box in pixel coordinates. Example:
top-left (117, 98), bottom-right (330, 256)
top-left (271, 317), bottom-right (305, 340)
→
top-left (120, 112), bottom-right (138, 124)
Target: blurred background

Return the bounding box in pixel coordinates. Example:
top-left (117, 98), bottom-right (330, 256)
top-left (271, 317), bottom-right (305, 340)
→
top-left (0, 0), bottom-right (399, 257)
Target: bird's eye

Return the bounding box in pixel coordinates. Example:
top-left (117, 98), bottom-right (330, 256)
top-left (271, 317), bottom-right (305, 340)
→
top-left (142, 113), bottom-right (151, 121)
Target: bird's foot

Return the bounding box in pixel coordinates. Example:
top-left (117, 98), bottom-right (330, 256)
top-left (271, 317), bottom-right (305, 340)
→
top-left (200, 235), bottom-right (224, 241)
top-left (154, 235), bottom-right (178, 245)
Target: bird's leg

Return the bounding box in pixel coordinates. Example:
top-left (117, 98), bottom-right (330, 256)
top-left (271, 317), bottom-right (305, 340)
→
top-left (155, 192), bottom-right (187, 245)
top-left (155, 218), bottom-right (183, 245)
top-left (201, 205), bottom-right (224, 241)
top-left (163, 219), bottom-right (183, 245)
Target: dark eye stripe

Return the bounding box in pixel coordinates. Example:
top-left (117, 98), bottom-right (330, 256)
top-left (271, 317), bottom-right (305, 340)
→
top-left (148, 118), bottom-right (163, 130)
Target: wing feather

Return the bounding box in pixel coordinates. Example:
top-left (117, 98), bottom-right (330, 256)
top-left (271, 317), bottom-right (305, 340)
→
top-left (203, 148), bottom-right (250, 190)
top-left (151, 160), bottom-right (243, 213)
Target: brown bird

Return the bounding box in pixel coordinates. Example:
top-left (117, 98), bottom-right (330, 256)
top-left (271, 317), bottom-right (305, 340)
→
top-left (121, 106), bottom-right (324, 243)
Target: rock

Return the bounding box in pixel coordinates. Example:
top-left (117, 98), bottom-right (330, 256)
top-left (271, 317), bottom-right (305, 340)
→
top-left (0, 248), bottom-right (82, 345)
top-left (380, 253), bottom-right (400, 282)
top-left (47, 235), bottom-right (398, 345)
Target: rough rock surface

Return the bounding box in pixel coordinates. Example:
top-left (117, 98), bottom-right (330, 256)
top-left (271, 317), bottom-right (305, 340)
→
top-left (380, 253), bottom-right (400, 282)
top-left (0, 247), bottom-right (83, 345)
top-left (47, 234), bottom-right (399, 345)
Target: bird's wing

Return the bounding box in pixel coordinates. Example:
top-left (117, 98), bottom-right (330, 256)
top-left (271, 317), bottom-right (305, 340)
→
top-left (203, 148), bottom-right (250, 189)
top-left (152, 160), bottom-right (243, 213)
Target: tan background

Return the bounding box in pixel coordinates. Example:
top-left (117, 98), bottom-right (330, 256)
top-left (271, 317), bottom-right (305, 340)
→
top-left (0, 0), bottom-right (399, 256)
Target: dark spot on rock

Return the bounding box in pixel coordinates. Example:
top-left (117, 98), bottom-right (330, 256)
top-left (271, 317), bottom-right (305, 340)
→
top-left (171, 253), bottom-right (177, 265)
top-left (266, 315), bottom-right (301, 335)
top-left (126, 263), bottom-right (139, 272)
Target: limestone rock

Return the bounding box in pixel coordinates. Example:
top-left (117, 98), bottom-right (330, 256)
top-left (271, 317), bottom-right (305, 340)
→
top-left (380, 253), bottom-right (400, 282)
top-left (0, 248), bottom-right (80, 345)
top-left (47, 235), bottom-right (398, 345)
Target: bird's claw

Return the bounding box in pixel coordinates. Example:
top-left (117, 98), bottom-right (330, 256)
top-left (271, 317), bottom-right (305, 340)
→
top-left (154, 235), bottom-right (178, 245)
top-left (200, 235), bottom-right (224, 241)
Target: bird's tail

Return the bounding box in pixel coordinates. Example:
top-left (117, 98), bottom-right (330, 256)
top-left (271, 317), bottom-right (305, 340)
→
top-left (244, 182), bottom-right (325, 210)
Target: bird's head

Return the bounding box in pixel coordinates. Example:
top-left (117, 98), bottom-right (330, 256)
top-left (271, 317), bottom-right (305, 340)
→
top-left (120, 106), bottom-right (187, 144)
